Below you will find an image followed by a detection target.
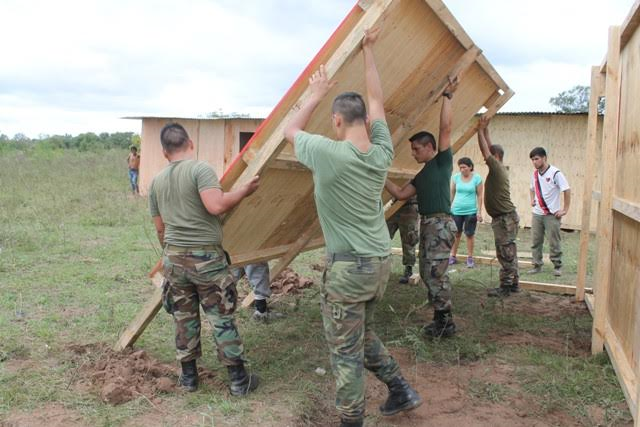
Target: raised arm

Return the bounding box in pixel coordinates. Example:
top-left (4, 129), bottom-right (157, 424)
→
top-left (284, 65), bottom-right (336, 145)
top-left (476, 116), bottom-right (491, 160)
top-left (199, 176), bottom-right (260, 215)
top-left (385, 179), bottom-right (417, 201)
top-left (438, 77), bottom-right (458, 152)
top-left (362, 27), bottom-right (385, 123)
top-left (476, 181), bottom-right (484, 222)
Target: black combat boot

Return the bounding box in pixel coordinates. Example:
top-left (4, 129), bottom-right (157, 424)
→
top-left (339, 418), bottom-right (363, 427)
top-left (228, 364), bottom-right (260, 396)
top-left (178, 359), bottom-right (198, 392)
top-left (487, 284), bottom-right (520, 297)
top-left (379, 375), bottom-right (423, 416)
top-left (398, 265), bottom-right (412, 284)
top-left (422, 309), bottom-right (456, 338)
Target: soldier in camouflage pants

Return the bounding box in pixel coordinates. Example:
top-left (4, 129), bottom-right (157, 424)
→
top-left (419, 215), bottom-right (457, 336)
top-left (321, 255), bottom-right (402, 423)
top-left (162, 245), bottom-right (244, 366)
top-left (387, 196), bottom-right (419, 283)
top-left (491, 211), bottom-right (520, 289)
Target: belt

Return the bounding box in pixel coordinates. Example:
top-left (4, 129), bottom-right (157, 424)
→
top-left (420, 212), bottom-right (450, 219)
top-left (165, 244), bottom-right (221, 252)
top-left (327, 253), bottom-right (389, 263)
top-left (491, 210), bottom-right (516, 218)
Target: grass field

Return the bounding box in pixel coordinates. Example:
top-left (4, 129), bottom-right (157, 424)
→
top-left (0, 149), bottom-right (632, 426)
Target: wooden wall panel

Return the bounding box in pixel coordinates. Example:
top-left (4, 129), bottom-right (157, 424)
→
top-left (196, 121), bottom-right (225, 175)
top-left (218, 0), bottom-right (511, 264)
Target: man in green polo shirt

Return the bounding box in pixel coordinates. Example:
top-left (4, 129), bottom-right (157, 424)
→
top-left (284, 28), bottom-right (421, 427)
top-left (476, 117), bottom-right (520, 297)
top-left (149, 123), bottom-right (260, 396)
top-left (385, 78), bottom-right (459, 338)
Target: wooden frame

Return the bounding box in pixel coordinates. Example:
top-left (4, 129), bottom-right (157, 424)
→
top-left (116, 0), bottom-right (511, 352)
top-left (583, 2), bottom-right (640, 422)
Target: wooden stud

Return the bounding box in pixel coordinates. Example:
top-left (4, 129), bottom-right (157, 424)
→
top-left (576, 67), bottom-right (605, 302)
top-left (604, 322), bottom-right (639, 419)
top-left (621, 0), bottom-right (640, 49)
top-left (389, 46), bottom-right (482, 147)
top-left (451, 88), bottom-right (515, 154)
top-left (113, 287), bottom-right (163, 351)
top-left (612, 196), bottom-right (640, 223)
top-left (592, 26), bottom-right (622, 355)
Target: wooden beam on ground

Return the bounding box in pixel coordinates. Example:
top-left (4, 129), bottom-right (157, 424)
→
top-left (576, 67), bottom-right (605, 302)
top-left (241, 218), bottom-right (322, 308)
top-left (390, 248), bottom-right (535, 268)
top-left (592, 26), bottom-right (622, 355)
top-left (519, 281), bottom-right (592, 296)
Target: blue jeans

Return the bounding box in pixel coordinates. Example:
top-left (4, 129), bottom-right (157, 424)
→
top-left (128, 168), bottom-right (139, 193)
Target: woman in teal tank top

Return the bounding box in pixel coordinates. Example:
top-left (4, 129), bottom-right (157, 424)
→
top-left (449, 157), bottom-right (484, 268)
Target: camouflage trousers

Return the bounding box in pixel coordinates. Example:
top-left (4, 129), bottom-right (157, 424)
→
top-left (321, 254), bottom-right (401, 422)
top-left (387, 202), bottom-right (419, 266)
top-left (162, 245), bottom-right (244, 366)
top-left (492, 211), bottom-right (520, 288)
top-left (418, 215), bottom-right (457, 312)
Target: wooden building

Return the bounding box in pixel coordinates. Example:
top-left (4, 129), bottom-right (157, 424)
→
top-left (455, 112), bottom-right (603, 231)
top-left (126, 116), bottom-right (263, 195)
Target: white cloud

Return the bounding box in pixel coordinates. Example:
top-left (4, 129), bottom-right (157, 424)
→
top-left (0, 0), bottom-right (635, 136)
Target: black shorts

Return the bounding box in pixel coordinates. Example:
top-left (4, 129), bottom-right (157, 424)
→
top-left (452, 214), bottom-right (478, 237)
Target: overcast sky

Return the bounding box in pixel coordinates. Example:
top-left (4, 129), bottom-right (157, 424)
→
top-left (0, 0), bottom-right (633, 137)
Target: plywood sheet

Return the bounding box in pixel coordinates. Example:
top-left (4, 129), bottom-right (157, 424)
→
top-left (218, 0), bottom-right (511, 265)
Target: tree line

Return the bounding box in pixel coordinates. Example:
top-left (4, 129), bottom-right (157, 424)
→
top-left (0, 132), bottom-right (140, 152)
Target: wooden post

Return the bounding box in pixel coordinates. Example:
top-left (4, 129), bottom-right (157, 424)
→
top-left (591, 26), bottom-right (622, 355)
top-left (575, 67), bottom-right (605, 302)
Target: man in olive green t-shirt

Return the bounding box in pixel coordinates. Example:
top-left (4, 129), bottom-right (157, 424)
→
top-left (149, 123), bottom-right (260, 396)
top-left (476, 117), bottom-right (520, 297)
top-left (385, 78), bottom-right (459, 339)
top-left (284, 29), bottom-right (421, 427)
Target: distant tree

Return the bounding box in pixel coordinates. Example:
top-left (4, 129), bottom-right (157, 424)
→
top-left (549, 85), bottom-right (605, 114)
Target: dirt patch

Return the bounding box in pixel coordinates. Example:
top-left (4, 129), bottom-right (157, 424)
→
top-left (361, 348), bottom-right (583, 427)
top-left (66, 344), bottom-right (225, 405)
top-left (503, 292), bottom-right (589, 319)
top-left (270, 268), bottom-right (314, 296)
top-left (2, 403), bottom-right (86, 427)
top-left (489, 330), bottom-right (590, 357)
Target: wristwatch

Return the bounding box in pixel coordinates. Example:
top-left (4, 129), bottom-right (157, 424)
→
top-left (443, 92), bottom-right (452, 100)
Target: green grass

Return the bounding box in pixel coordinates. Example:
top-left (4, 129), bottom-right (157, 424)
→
top-left (0, 149), bottom-right (631, 426)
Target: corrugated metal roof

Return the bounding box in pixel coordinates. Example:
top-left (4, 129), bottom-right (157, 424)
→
top-left (495, 111), bottom-right (589, 116)
top-left (121, 115), bottom-right (264, 121)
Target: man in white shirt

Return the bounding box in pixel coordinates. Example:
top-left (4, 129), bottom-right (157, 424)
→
top-left (528, 147), bottom-right (571, 276)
